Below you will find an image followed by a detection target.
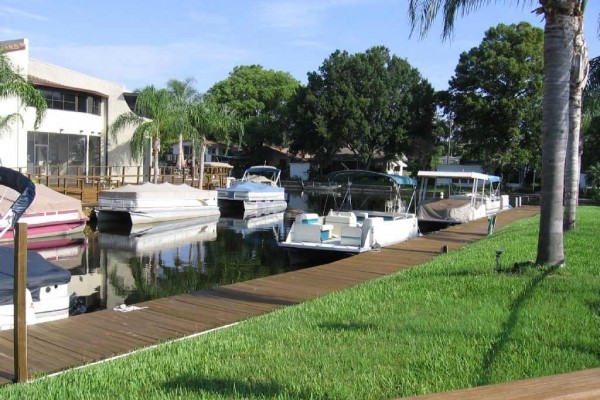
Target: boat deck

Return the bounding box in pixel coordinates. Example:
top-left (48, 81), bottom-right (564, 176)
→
top-left (0, 206), bottom-right (595, 398)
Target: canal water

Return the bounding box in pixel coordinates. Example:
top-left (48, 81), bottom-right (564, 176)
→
top-left (33, 189), bottom-right (405, 315)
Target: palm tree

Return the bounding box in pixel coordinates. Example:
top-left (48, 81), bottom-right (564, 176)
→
top-left (408, 0), bottom-right (589, 266)
top-left (166, 78), bottom-right (199, 171)
top-left (187, 99), bottom-right (244, 188)
top-left (564, 18), bottom-right (589, 231)
top-left (0, 51), bottom-right (46, 131)
top-left (110, 85), bottom-right (174, 183)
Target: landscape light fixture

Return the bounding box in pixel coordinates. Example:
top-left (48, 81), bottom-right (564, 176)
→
top-left (495, 249), bottom-right (503, 273)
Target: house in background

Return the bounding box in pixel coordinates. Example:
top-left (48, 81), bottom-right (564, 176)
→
top-left (0, 38), bottom-right (139, 177)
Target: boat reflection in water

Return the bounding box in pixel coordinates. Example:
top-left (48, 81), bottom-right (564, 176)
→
top-left (20, 191), bottom-right (414, 318)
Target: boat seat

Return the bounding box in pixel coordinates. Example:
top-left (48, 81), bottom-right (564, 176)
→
top-left (340, 226), bottom-right (363, 246)
top-left (292, 222), bottom-right (333, 242)
top-left (324, 211), bottom-right (357, 237)
top-left (296, 213), bottom-right (320, 224)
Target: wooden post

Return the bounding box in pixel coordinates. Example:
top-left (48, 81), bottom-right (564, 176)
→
top-left (13, 222), bottom-right (28, 383)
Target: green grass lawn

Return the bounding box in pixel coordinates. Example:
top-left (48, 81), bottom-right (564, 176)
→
top-left (2, 207), bottom-right (599, 399)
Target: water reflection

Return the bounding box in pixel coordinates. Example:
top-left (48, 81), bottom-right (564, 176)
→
top-left (24, 190), bottom-right (403, 315)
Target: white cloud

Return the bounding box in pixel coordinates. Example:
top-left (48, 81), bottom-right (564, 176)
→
top-left (31, 41), bottom-right (251, 91)
top-left (0, 5), bottom-right (48, 21)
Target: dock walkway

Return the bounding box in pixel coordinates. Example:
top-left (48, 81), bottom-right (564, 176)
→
top-left (1, 206), bottom-right (593, 398)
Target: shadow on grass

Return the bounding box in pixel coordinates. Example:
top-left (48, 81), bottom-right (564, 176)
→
top-left (161, 375), bottom-right (319, 399)
top-left (476, 263), bottom-right (559, 386)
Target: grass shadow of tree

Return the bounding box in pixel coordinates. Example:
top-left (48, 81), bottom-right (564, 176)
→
top-left (475, 263), bottom-right (560, 386)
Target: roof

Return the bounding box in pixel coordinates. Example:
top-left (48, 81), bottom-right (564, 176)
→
top-left (0, 39), bottom-right (26, 53)
top-left (417, 171), bottom-right (500, 182)
top-left (29, 75), bottom-right (109, 97)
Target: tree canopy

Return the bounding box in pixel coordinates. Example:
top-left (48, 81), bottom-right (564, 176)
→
top-left (442, 22), bottom-right (544, 178)
top-left (206, 65), bottom-right (300, 159)
top-left (288, 46), bottom-right (436, 171)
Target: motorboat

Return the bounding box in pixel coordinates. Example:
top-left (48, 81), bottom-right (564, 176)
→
top-left (0, 183), bottom-right (88, 242)
top-left (279, 170), bottom-right (419, 254)
top-left (416, 171), bottom-right (510, 229)
top-left (0, 246), bottom-right (71, 330)
top-left (217, 165), bottom-right (287, 212)
top-left (95, 182), bottom-right (220, 225)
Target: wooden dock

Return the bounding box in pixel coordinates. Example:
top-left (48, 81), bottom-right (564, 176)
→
top-left (0, 205), bottom-right (594, 398)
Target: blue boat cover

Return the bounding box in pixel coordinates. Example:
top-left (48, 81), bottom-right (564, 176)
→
top-left (487, 175), bottom-right (501, 183)
top-left (0, 247), bottom-right (71, 305)
top-left (227, 180), bottom-right (284, 193)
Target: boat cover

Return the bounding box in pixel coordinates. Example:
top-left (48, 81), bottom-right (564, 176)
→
top-left (226, 180), bottom-right (284, 194)
top-left (417, 199), bottom-right (474, 223)
top-left (0, 183), bottom-right (86, 220)
top-left (99, 182), bottom-right (216, 200)
top-left (0, 247), bottom-right (71, 305)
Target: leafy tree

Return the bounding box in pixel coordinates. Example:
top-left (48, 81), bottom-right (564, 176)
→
top-left (408, 0), bottom-right (590, 266)
top-left (207, 65), bottom-right (300, 160)
top-left (0, 51), bottom-right (46, 131)
top-left (289, 46), bottom-right (435, 171)
top-left (443, 22), bottom-right (544, 178)
top-left (110, 85), bottom-right (175, 183)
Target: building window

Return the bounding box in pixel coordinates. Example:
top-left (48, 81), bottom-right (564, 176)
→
top-left (37, 86), bottom-right (102, 115)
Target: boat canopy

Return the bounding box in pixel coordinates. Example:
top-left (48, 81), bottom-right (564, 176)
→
top-left (327, 170), bottom-right (417, 187)
top-left (245, 166), bottom-right (281, 174)
top-left (417, 171), bottom-right (501, 183)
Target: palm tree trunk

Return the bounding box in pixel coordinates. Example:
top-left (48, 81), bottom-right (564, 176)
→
top-left (537, 10), bottom-right (575, 266)
top-left (564, 21), bottom-right (588, 231)
top-left (199, 135), bottom-right (206, 189)
top-left (177, 133), bottom-right (184, 170)
top-left (152, 135), bottom-right (160, 184)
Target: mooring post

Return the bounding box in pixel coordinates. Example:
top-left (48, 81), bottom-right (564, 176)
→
top-left (13, 222), bottom-right (27, 383)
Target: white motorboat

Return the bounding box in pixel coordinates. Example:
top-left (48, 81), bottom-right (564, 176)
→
top-left (95, 182), bottom-right (220, 225)
top-left (0, 246), bottom-right (71, 330)
top-left (0, 183), bottom-right (88, 242)
top-left (416, 171), bottom-right (511, 228)
top-left (279, 170), bottom-right (419, 254)
top-left (217, 166), bottom-right (287, 212)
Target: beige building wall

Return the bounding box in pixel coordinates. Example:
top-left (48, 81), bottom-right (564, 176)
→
top-left (0, 38), bottom-right (140, 173)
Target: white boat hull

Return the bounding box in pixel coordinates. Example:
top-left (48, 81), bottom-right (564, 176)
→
top-left (280, 210), bottom-right (419, 254)
top-left (96, 183), bottom-right (220, 225)
top-left (0, 284), bottom-right (70, 330)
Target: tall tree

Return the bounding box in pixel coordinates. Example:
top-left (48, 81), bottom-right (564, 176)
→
top-left (110, 86), bottom-right (174, 183)
top-left (564, 16), bottom-right (588, 231)
top-left (290, 46), bottom-right (435, 170)
top-left (0, 51), bottom-right (46, 131)
top-left (408, 0), bottom-right (589, 266)
top-left (443, 22), bottom-right (544, 177)
top-left (187, 99), bottom-right (244, 188)
top-left (207, 65), bottom-right (300, 161)
top-left (166, 78), bottom-right (199, 171)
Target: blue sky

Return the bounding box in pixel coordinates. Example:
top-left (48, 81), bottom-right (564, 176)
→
top-left (2, 0), bottom-right (599, 92)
